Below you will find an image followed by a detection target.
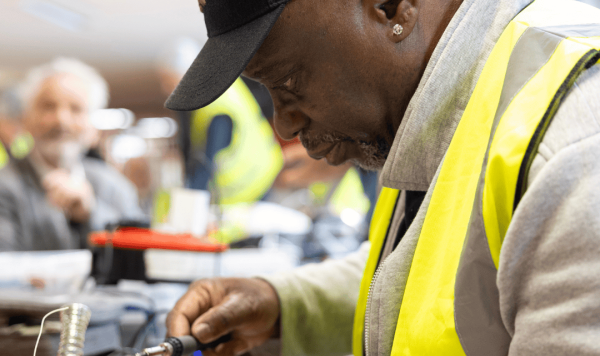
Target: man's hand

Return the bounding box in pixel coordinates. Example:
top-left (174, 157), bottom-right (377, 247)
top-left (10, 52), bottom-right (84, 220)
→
top-left (167, 277), bottom-right (280, 356)
top-left (42, 169), bottom-right (95, 223)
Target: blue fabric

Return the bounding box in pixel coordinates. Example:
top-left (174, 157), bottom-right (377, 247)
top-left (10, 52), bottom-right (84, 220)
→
top-left (188, 115), bottom-right (233, 190)
top-left (179, 111), bottom-right (193, 177)
top-left (358, 168), bottom-right (378, 223)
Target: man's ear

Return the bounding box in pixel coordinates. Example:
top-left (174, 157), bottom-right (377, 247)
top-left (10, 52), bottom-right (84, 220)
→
top-left (372, 0), bottom-right (418, 42)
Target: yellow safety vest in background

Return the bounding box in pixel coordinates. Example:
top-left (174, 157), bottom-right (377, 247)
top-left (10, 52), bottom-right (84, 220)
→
top-left (0, 132), bottom-right (34, 169)
top-left (353, 0), bottom-right (600, 355)
top-left (0, 143), bottom-right (8, 169)
top-left (10, 132), bottom-right (34, 160)
top-left (309, 167), bottom-right (372, 217)
top-left (190, 78), bottom-right (283, 204)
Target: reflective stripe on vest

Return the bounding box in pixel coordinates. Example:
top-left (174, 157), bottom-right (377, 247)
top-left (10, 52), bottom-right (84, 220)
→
top-left (190, 78), bottom-right (283, 204)
top-left (353, 0), bottom-right (600, 355)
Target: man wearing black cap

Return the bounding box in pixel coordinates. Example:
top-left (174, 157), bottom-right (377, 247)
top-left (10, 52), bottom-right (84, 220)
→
top-left (166, 0), bottom-right (600, 355)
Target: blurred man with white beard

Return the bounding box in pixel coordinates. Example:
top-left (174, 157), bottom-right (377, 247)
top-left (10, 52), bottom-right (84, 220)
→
top-left (0, 58), bottom-right (144, 251)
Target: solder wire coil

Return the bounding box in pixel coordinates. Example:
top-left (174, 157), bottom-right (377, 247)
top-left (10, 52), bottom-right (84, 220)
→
top-left (58, 303), bottom-right (92, 356)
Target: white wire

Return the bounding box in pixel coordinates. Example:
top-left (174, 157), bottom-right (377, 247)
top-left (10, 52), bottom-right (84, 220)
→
top-left (33, 306), bottom-right (68, 356)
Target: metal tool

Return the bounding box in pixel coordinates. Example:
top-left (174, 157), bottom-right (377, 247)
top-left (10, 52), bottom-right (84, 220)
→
top-left (57, 303), bottom-right (92, 356)
top-left (136, 334), bottom-right (232, 356)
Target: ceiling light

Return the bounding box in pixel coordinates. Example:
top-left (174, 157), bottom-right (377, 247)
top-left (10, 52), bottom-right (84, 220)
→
top-left (90, 109), bottom-right (135, 131)
top-left (133, 117), bottom-right (178, 139)
top-left (111, 134), bottom-right (147, 163)
top-left (20, 0), bottom-right (87, 32)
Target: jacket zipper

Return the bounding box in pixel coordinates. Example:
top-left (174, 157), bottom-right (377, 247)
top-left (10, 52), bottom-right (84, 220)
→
top-left (364, 258), bottom-right (388, 356)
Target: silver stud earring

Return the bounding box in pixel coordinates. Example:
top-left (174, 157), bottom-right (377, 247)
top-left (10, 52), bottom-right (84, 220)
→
top-left (393, 24), bottom-right (403, 36)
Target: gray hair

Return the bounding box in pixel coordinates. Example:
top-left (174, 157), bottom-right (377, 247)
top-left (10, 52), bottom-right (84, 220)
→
top-left (19, 57), bottom-right (109, 113)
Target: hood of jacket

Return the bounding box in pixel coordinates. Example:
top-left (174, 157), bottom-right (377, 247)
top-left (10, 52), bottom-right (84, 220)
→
top-left (380, 0), bottom-right (534, 191)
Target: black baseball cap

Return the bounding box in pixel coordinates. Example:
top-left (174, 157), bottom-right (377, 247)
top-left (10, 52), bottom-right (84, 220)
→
top-left (165, 0), bottom-right (291, 111)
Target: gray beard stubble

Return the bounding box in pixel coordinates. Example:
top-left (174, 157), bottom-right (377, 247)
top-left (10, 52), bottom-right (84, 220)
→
top-left (299, 130), bottom-right (388, 171)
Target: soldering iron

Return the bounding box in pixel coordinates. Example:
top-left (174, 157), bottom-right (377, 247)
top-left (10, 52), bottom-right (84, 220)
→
top-left (136, 334), bottom-right (232, 356)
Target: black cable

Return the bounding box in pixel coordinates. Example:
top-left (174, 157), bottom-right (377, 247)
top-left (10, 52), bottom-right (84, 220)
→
top-left (128, 310), bottom-right (157, 349)
top-left (128, 308), bottom-right (169, 350)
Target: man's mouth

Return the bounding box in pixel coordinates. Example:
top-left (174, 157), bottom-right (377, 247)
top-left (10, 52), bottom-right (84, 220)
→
top-left (299, 129), bottom-right (390, 170)
top-left (323, 142), bottom-right (348, 166)
top-left (299, 130), bottom-right (354, 165)
top-left (305, 142), bottom-right (337, 160)
top-left (42, 132), bottom-right (71, 141)
top-left (304, 140), bottom-right (348, 166)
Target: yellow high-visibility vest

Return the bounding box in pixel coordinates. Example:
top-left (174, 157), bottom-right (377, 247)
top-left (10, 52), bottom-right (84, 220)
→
top-left (353, 1), bottom-right (600, 355)
top-left (0, 143), bottom-right (8, 169)
top-left (0, 132), bottom-right (34, 169)
top-left (190, 78), bottom-right (283, 204)
top-left (10, 132), bottom-right (34, 160)
top-left (309, 167), bottom-right (372, 216)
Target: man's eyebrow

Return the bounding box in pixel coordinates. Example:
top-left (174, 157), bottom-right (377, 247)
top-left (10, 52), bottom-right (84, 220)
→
top-left (198, 0), bottom-right (206, 12)
top-left (250, 70), bottom-right (283, 87)
top-left (249, 68), bottom-right (273, 81)
top-left (249, 58), bottom-right (290, 82)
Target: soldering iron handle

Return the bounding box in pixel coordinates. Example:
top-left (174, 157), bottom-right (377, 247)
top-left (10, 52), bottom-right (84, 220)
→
top-left (165, 334), bottom-right (233, 355)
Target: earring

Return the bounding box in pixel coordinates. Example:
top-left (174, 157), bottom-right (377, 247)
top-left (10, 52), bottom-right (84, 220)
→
top-left (393, 24), bottom-right (403, 36)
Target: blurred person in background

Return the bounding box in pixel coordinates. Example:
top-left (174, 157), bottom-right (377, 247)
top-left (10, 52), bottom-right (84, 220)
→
top-left (275, 142), bottom-right (379, 225)
top-left (0, 89), bottom-right (34, 167)
top-left (275, 144), bottom-right (353, 190)
top-left (0, 58), bottom-right (144, 251)
top-left (122, 156), bottom-right (154, 214)
top-left (157, 38), bottom-right (283, 204)
top-left (0, 90), bottom-right (18, 168)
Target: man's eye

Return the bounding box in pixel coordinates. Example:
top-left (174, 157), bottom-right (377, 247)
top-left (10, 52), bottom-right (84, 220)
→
top-left (39, 101), bottom-right (55, 111)
top-left (273, 77), bottom-right (295, 92)
top-left (71, 104), bottom-right (83, 114)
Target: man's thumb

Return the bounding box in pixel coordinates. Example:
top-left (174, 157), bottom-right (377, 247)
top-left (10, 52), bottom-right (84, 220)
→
top-left (192, 323), bottom-right (214, 343)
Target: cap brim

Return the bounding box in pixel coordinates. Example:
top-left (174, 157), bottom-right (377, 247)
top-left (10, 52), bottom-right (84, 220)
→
top-left (165, 4), bottom-right (286, 111)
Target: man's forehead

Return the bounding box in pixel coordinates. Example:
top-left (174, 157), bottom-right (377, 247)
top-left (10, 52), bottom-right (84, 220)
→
top-left (36, 74), bottom-right (89, 101)
top-left (245, 0), bottom-right (320, 79)
top-left (243, 14), bottom-right (294, 79)
top-left (42, 73), bottom-right (86, 89)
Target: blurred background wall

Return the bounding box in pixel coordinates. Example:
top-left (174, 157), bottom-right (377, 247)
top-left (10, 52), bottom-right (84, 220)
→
top-left (0, 0), bottom-right (207, 118)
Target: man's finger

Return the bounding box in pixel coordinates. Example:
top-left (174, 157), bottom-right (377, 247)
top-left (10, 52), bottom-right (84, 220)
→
top-left (42, 172), bottom-right (69, 188)
top-left (166, 281), bottom-right (215, 337)
top-left (166, 312), bottom-right (193, 337)
top-left (191, 293), bottom-right (251, 344)
top-left (42, 179), bottom-right (61, 192)
top-left (46, 192), bottom-right (67, 210)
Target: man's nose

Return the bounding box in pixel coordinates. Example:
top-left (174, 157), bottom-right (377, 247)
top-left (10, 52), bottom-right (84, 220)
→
top-left (54, 107), bottom-right (73, 128)
top-left (273, 105), bottom-right (310, 140)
